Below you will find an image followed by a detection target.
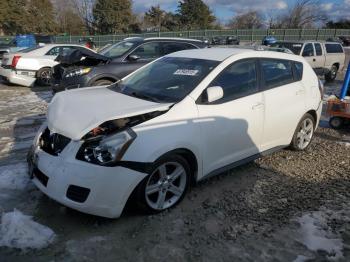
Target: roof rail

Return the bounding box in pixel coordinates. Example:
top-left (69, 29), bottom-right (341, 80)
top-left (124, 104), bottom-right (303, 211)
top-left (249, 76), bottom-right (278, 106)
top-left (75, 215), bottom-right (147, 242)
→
top-left (216, 45), bottom-right (293, 54)
top-left (254, 45), bottom-right (294, 54)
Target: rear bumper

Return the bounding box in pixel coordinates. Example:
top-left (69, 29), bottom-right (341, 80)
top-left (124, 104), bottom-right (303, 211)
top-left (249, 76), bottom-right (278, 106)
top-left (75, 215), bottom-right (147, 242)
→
top-left (0, 67), bottom-right (36, 87)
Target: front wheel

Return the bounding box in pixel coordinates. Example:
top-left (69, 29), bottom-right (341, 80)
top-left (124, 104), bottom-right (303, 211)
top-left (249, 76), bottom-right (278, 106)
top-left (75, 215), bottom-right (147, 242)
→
top-left (290, 114), bottom-right (315, 151)
top-left (325, 65), bottom-right (338, 82)
top-left (135, 154), bottom-right (190, 213)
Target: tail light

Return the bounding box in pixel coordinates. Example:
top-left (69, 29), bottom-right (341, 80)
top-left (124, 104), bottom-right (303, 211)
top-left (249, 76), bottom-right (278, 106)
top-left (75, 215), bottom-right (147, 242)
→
top-left (11, 55), bottom-right (21, 68)
top-left (318, 79), bottom-right (324, 99)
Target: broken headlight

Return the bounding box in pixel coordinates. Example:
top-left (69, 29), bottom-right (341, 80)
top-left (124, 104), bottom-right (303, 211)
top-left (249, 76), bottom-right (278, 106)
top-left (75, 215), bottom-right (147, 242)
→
top-left (77, 129), bottom-right (136, 166)
top-left (65, 68), bottom-right (91, 78)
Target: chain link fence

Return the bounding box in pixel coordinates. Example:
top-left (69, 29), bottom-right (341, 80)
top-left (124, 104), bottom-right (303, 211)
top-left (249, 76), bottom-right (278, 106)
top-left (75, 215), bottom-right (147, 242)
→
top-left (1, 29), bottom-right (350, 48)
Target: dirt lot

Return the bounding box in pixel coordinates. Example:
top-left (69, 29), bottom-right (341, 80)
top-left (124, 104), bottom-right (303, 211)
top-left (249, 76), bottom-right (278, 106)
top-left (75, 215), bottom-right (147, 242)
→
top-left (0, 80), bottom-right (349, 262)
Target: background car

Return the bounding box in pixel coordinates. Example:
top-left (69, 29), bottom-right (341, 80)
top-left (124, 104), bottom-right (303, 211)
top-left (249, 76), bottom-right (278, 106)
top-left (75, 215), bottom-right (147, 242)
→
top-left (262, 36), bottom-right (277, 46)
top-left (271, 41), bottom-right (345, 81)
top-left (226, 36), bottom-right (240, 45)
top-left (51, 37), bottom-right (208, 93)
top-left (29, 48), bottom-right (322, 218)
top-left (0, 34), bottom-right (55, 60)
top-left (0, 44), bottom-right (91, 87)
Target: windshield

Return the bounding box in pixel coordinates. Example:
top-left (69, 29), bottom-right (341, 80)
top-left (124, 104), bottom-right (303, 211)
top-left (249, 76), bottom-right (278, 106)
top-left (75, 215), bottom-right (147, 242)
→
top-left (99, 41), bottom-right (138, 58)
top-left (271, 42), bottom-right (303, 55)
top-left (114, 57), bottom-right (219, 103)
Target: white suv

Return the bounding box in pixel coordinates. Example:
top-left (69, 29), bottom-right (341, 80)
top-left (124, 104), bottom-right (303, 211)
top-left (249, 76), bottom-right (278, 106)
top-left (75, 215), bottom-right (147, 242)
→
top-left (28, 48), bottom-right (323, 218)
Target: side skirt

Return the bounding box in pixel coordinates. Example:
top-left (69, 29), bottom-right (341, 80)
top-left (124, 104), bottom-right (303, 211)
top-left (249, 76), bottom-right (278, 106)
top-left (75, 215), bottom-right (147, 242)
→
top-left (199, 145), bottom-right (288, 182)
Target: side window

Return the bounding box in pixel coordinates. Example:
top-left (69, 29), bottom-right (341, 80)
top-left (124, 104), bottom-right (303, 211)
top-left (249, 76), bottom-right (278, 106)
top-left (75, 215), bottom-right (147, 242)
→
top-left (261, 59), bottom-right (294, 89)
top-left (293, 62), bottom-right (303, 81)
top-left (209, 59), bottom-right (258, 102)
top-left (162, 42), bottom-right (196, 55)
top-left (314, 43), bottom-right (323, 56)
top-left (46, 47), bottom-right (60, 56)
top-left (302, 43), bottom-right (314, 57)
top-left (131, 42), bottom-right (161, 59)
top-left (60, 46), bottom-right (74, 56)
top-left (325, 44), bottom-right (343, 53)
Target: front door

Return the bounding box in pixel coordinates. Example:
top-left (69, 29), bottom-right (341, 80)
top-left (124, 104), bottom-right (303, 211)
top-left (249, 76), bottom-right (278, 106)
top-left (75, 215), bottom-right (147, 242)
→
top-left (196, 59), bottom-right (264, 175)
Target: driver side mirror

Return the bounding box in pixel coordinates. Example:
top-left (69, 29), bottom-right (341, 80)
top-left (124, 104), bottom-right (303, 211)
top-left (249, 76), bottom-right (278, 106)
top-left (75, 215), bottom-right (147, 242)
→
top-left (128, 54), bottom-right (140, 61)
top-left (206, 86), bottom-right (224, 103)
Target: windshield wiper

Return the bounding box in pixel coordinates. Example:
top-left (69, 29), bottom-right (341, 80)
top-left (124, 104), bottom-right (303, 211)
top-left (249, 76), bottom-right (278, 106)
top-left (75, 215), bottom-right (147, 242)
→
top-left (130, 92), bottom-right (160, 103)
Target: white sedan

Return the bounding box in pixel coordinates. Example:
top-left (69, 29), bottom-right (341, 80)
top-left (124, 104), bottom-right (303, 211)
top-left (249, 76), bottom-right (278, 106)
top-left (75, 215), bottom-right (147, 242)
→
top-left (28, 48), bottom-right (322, 218)
top-left (0, 44), bottom-right (91, 87)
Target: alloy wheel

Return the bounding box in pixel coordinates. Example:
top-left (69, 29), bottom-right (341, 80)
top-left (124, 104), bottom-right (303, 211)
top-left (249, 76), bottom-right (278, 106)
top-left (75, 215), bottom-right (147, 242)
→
top-left (145, 162), bottom-right (187, 210)
top-left (296, 118), bottom-right (314, 150)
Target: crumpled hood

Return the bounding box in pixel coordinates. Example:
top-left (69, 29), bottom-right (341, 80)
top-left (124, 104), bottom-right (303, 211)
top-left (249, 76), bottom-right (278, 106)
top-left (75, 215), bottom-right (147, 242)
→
top-left (47, 87), bottom-right (172, 140)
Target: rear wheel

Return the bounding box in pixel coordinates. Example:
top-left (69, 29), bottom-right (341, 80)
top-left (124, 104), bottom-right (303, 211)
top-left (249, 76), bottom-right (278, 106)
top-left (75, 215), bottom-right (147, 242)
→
top-left (325, 65), bottom-right (338, 82)
top-left (36, 67), bottom-right (52, 86)
top-left (329, 117), bottom-right (344, 129)
top-left (135, 154), bottom-right (190, 213)
top-left (290, 114), bottom-right (315, 151)
top-left (92, 79), bottom-right (114, 86)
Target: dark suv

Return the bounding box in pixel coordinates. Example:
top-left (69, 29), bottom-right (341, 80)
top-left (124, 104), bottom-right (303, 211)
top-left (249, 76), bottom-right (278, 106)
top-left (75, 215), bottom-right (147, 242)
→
top-left (52, 37), bottom-right (207, 93)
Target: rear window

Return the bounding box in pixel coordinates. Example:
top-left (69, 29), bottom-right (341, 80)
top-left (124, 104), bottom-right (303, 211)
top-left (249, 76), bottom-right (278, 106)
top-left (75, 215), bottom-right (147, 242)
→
top-left (325, 44), bottom-right (343, 54)
top-left (261, 59), bottom-right (294, 90)
top-left (21, 46), bottom-right (43, 53)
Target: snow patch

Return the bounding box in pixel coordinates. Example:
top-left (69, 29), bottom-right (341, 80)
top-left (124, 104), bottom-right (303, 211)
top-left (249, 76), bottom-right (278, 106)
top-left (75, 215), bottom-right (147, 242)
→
top-left (297, 211), bottom-right (343, 260)
top-left (0, 209), bottom-right (55, 249)
top-left (0, 163), bottom-right (31, 190)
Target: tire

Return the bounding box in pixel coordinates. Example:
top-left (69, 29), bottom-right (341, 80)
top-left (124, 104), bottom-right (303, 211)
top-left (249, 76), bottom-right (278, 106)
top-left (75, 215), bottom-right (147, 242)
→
top-left (134, 154), bottom-right (191, 214)
top-left (290, 113), bottom-right (315, 151)
top-left (92, 79), bottom-right (114, 86)
top-left (36, 67), bottom-right (52, 86)
top-left (329, 117), bottom-right (344, 130)
top-left (325, 65), bottom-right (338, 82)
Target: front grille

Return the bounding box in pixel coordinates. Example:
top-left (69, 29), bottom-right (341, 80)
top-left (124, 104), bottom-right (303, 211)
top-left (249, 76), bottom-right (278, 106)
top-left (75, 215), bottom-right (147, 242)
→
top-left (39, 128), bottom-right (71, 156)
top-left (33, 168), bottom-right (49, 187)
top-left (66, 185), bottom-right (90, 203)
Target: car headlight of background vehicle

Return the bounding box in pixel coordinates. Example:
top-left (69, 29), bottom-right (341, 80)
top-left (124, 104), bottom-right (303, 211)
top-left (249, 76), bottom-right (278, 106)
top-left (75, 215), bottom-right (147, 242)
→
top-left (77, 129), bottom-right (136, 166)
top-left (65, 67), bottom-right (91, 78)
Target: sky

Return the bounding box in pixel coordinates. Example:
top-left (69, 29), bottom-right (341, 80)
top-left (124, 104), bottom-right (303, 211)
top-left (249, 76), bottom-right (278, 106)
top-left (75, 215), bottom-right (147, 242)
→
top-left (132, 0), bottom-right (347, 23)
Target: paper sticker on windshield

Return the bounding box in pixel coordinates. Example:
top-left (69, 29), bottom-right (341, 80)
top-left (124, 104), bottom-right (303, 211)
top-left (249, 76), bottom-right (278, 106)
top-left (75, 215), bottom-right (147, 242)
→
top-left (174, 69), bottom-right (199, 76)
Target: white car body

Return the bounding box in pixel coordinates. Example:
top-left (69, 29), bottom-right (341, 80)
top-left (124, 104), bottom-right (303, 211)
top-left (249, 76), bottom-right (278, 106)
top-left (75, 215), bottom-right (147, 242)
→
top-left (29, 48), bottom-right (322, 218)
top-left (0, 44), bottom-right (90, 87)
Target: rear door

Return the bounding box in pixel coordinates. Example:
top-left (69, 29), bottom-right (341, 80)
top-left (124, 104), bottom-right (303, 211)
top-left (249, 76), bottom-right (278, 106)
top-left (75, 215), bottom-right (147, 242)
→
top-left (260, 58), bottom-right (306, 150)
top-left (313, 43), bottom-right (326, 74)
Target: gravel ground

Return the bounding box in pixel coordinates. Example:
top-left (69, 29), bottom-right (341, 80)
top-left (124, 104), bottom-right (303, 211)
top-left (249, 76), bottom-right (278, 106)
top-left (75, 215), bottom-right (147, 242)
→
top-left (0, 80), bottom-right (349, 262)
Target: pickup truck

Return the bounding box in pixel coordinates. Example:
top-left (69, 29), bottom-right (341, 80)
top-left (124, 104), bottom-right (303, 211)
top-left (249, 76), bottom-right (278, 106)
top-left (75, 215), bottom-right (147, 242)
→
top-left (272, 41), bottom-right (345, 81)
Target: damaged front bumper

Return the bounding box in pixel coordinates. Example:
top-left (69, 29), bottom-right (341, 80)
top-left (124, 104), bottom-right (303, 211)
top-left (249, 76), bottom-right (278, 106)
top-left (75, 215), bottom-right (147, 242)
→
top-left (28, 139), bottom-right (148, 218)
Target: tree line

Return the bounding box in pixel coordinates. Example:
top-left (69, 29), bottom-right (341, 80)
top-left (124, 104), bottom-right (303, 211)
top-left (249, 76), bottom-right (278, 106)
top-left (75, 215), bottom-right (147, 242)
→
top-left (0, 0), bottom-right (349, 36)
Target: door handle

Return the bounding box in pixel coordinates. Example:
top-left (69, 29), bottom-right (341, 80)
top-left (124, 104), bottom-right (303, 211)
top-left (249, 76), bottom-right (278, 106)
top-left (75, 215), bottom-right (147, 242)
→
top-left (252, 103), bottom-right (264, 110)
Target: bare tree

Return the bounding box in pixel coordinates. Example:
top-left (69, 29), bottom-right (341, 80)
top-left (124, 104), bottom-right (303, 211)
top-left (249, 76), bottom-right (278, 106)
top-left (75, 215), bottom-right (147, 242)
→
top-left (277, 0), bottom-right (327, 28)
top-left (228, 11), bottom-right (263, 29)
top-left (72, 0), bottom-right (96, 34)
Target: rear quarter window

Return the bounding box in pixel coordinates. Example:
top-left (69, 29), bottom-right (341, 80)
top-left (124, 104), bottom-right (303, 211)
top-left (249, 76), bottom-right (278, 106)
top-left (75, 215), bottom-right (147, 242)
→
top-left (293, 62), bottom-right (303, 81)
top-left (325, 44), bottom-right (343, 54)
